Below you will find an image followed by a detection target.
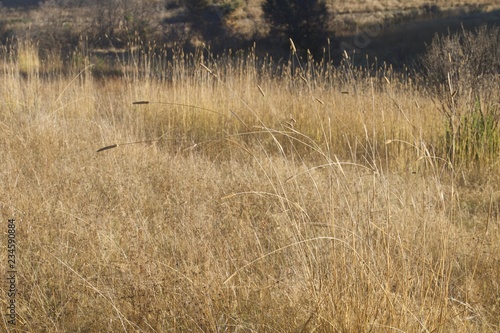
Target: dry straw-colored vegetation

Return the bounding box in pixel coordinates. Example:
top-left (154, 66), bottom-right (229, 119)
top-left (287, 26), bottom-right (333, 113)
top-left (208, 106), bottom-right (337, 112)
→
top-left (0, 36), bottom-right (499, 332)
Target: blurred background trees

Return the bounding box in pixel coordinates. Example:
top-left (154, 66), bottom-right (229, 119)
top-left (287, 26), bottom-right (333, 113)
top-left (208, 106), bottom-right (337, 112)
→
top-left (184, 0), bottom-right (242, 46)
top-left (262, 0), bottom-right (331, 57)
top-left (32, 0), bottom-right (164, 50)
top-left (1, 0), bottom-right (333, 58)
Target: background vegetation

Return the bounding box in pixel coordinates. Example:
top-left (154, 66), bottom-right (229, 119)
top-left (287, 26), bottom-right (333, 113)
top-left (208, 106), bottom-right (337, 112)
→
top-left (0, 1), bottom-right (499, 332)
top-left (262, 0), bottom-right (331, 56)
top-left (1, 0), bottom-right (499, 62)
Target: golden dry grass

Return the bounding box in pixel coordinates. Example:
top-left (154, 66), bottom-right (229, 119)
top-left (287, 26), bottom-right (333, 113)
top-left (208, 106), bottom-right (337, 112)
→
top-left (0, 41), bottom-right (499, 332)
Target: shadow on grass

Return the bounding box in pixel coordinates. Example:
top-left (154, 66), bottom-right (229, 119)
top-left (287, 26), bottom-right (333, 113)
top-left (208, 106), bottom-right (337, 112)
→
top-left (338, 9), bottom-right (500, 67)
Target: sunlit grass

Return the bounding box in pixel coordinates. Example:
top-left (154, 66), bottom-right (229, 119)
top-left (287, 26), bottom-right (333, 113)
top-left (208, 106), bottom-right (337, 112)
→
top-left (0, 39), bottom-right (498, 332)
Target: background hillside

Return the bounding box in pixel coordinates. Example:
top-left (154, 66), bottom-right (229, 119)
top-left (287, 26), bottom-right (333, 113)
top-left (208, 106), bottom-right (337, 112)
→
top-left (0, 0), bottom-right (499, 67)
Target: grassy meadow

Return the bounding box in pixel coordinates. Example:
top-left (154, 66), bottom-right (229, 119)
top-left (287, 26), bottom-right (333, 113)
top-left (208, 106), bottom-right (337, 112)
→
top-left (0, 39), bottom-right (499, 332)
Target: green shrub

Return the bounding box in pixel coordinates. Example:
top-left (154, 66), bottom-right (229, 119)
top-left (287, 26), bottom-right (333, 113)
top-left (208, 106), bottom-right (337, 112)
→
top-left (421, 25), bottom-right (500, 166)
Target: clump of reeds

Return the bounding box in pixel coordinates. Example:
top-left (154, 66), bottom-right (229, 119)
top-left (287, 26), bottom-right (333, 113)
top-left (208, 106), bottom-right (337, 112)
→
top-left (421, 25), bottom-right (500, 168)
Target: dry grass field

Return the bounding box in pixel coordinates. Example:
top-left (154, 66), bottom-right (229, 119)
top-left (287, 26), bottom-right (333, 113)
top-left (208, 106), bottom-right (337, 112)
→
top-left (0, 34), bottom-right (499, 333)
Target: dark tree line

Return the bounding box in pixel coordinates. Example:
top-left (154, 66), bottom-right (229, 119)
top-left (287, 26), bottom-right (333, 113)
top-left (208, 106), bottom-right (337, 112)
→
top-left (262, 0), bottom-right (331, 56)
top-left (1, 0), bottom-right (39, 7)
